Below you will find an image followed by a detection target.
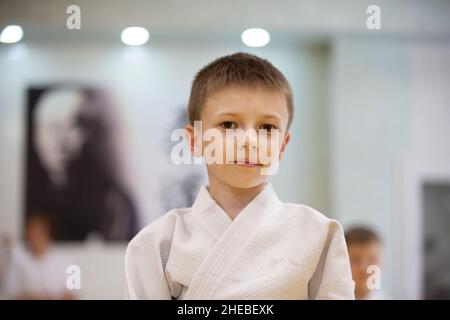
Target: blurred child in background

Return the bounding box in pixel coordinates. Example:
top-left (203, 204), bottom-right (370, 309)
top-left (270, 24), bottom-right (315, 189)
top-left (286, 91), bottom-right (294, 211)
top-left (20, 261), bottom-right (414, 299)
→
top-left (345, 226), bottom-right (389, 300)
top-left (5, 212), bottom-right (75, 300)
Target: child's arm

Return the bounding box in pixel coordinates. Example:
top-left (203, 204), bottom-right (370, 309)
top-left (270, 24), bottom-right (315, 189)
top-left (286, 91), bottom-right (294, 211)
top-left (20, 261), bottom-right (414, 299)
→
top-left (308, 221), bottom-right (355, 300)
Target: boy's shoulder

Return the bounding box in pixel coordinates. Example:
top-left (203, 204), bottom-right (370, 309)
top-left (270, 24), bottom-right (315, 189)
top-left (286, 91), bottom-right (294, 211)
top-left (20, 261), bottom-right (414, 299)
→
top-left (280, 201), bottom-right (343, 233)
top-left (127, 207), bottom-right (190, 251)
top-left (127, 200), bottom-right (344, 250)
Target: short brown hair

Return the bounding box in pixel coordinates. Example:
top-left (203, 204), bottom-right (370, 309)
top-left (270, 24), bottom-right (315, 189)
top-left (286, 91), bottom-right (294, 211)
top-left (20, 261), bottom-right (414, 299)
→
top-left (188, 52), bottom-right (294, 130)
top-left (345, 226), bottom-right (381, 246)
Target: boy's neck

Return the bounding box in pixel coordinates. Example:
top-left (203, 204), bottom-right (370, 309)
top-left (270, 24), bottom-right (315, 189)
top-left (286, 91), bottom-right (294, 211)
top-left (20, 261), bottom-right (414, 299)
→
top-left (207, 177), bottom-right (268, 221)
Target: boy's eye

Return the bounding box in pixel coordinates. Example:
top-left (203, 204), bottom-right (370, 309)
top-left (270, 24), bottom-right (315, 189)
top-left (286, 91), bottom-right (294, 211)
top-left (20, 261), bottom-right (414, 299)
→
top-left (220, 121), bottom-right (237, 129)
top-left (260, 124), bottom-right (278, 132)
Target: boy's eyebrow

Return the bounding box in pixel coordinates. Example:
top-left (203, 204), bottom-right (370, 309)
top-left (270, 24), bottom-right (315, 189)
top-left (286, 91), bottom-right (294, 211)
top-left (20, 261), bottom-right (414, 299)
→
top-left (213, 111), bottom-right (240, 117)
top-left (213, 111), bottom-right (282, 121)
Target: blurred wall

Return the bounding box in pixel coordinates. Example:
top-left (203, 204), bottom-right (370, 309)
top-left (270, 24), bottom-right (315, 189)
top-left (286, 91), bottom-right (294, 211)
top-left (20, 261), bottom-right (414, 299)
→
top-left (332, 38), bottom-right (450, 298)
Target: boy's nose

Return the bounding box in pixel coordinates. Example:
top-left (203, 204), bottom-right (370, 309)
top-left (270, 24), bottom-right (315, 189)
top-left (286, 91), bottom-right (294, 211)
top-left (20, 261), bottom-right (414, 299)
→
top-left (237, 128), bottom-right (258, 149)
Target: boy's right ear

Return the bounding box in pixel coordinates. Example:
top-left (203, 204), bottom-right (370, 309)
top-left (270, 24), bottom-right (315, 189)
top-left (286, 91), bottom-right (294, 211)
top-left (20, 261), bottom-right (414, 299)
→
top-left (184, 124), bottom-right (202, 157)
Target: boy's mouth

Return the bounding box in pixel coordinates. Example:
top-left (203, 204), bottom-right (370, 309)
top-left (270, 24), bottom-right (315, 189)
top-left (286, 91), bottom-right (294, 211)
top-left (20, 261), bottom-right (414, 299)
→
top-left (232, 159), bottom-right (262, 168)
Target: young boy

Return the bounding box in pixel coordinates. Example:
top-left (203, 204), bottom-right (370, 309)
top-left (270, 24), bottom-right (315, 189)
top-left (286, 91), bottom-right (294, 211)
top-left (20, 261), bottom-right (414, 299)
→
top-left (125, 52), bottom-right (355, 299)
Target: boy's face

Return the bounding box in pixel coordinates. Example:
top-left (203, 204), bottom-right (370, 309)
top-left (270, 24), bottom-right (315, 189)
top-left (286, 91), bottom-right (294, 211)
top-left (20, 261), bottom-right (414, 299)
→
top-left (26, 218), bottom-right (51, 257)
top-left (186, 85), bottom-right (291, 189)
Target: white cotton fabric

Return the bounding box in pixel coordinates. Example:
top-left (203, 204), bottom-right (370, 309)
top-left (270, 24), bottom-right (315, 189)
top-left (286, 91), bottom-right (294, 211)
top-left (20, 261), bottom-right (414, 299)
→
top-left (125, 183), bottom-right (355, 300)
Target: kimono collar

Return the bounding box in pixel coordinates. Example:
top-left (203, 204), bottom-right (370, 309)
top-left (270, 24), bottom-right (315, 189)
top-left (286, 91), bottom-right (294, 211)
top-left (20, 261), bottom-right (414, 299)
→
top-left (191, 182), bottom-right (278, 240)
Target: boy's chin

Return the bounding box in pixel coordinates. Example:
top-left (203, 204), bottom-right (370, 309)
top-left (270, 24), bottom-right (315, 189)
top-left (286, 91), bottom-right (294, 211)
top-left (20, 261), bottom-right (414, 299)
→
top-left (219, 176), bottom-right (268, 190)
top-left (206, 164), bottom-right (269, 189)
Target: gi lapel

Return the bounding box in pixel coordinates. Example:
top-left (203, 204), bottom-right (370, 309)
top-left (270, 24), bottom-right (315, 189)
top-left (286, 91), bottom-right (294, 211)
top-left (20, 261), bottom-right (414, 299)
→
top-left (183, 182), bottom-right (280, 299)
top-left (164, 185), bottom-right (233, 297)
top-left (190, 186), bottom-right (233, 241)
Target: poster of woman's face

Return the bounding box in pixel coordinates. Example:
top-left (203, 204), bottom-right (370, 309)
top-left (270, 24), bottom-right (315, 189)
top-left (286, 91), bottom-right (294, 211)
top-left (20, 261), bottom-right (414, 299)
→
top-left (25, 85), bottom-right (138, 242)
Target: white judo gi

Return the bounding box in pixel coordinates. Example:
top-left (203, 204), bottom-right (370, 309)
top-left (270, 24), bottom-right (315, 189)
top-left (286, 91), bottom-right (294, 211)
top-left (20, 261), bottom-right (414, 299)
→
top-left (125, 183), bottom-right (355, 299)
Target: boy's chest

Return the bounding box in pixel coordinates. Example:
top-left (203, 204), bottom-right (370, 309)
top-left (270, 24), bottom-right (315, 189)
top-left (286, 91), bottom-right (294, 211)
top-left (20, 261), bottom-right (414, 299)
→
top-left (166, 222), bottom-right (324, 299)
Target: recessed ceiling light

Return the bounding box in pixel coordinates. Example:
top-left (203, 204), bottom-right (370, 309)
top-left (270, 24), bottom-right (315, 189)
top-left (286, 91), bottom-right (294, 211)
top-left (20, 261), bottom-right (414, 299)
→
top-left (120, 27), bottom-right (150, 46)
top-left (0, 25), bottom-right (24, 44)
top-left (241, 28), bottom-right (270, 47)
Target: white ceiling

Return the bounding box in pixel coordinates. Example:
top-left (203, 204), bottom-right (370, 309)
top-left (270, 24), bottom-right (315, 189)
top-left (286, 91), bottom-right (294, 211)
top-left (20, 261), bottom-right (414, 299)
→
top-left (1, 0), bottom-right (449, 43)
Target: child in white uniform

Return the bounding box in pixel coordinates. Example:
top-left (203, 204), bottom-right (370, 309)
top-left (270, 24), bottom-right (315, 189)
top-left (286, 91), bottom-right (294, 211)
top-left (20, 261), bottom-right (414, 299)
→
top-left (125, 52), bottom-right (355, 300)
top-left (6, 213), bottom-right (75, 300)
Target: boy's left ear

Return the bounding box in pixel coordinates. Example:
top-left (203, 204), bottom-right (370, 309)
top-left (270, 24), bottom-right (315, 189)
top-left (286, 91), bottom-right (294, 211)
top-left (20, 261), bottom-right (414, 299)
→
top-left (278, 131), bottom-right (291, 161)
